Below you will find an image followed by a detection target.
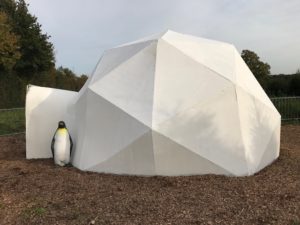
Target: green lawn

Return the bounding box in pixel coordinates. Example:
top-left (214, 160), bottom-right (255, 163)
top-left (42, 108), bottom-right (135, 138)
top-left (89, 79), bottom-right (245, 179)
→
top-left (271, 98), bottom-right (300, 122)
top-left (0, 108), bottom-right (25, 135)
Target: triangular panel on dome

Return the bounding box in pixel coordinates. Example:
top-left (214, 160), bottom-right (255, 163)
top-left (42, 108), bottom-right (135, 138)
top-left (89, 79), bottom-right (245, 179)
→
top-left (153, 39), bottom-right (233, 127)
top-left (79, 89), bottom-right (151, 170)
top-left (88, 131), bottom-right (155, 175)
top-left (89, 42), bottom-right (157, 127)
top-left (154, 85), bottom-right (249, 176)
top-left (256, 124), bottom-right (280, 173)
top-left (236, 86), bottom-right (281, 174)
top-left (152, 131), bottom-right (232, 176)
top-left (90, 40), bottom-right (156, 84)
top-left (162, 30), bottom-right (236, 82)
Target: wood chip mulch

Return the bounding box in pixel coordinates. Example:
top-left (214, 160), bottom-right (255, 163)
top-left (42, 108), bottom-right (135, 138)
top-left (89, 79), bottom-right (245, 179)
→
top-left (0, 125), bottom-right (299, 225)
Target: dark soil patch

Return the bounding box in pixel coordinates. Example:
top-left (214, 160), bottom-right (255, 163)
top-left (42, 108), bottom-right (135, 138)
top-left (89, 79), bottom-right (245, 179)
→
top-left (0, 125), bottom-right (299, 225)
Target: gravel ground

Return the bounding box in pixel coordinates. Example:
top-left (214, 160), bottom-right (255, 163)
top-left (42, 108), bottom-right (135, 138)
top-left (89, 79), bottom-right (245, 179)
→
top-left (0, 125), bottom-right (299, 225)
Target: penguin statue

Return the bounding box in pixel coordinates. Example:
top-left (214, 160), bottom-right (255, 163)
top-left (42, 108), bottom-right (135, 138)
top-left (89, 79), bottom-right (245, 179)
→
top-left (51, 121), bottom-right (73, 166)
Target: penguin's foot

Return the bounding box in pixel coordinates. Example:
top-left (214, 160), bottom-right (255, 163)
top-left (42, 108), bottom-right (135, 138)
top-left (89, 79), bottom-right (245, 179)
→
top-left (64, 163), bottom-right (73, 167)
top-left (54, 161), bottom-right (66, 167)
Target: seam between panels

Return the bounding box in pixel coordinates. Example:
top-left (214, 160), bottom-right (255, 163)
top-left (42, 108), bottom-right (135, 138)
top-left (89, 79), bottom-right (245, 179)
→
top-left (91, 54), bottom-right (104, 77)
top-left (151, 40), bottom-right (159, 174)
top-left (150, 130), bottom-right (156, 175)
top-left (232, 46), bottom-right (237, 82)
top-left (82, 94), bottom-right (89, 169)
top-left (163, 39), bottom-right (236, 84)
top-left (234, 51), bottom-right (251, 175)
top-left (77, 92), bottom-right (88, 170)
top-left (234, 86), bottom-right (250, 175)
top-left (86, 54), bottom-right (105, 88)
top-left (151, 40), bottom-right (159, 129)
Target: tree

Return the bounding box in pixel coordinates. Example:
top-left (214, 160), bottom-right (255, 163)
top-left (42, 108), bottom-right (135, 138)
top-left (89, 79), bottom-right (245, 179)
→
top-left (289, 75), bottom-right (300, 96)
top-left (241, 50), bottom-right (270, 81)
top-left (76, 75), bottom-right (88, 91)
top-left (0, 0), bottom-right (55, 77)
top-left (0, 11), bottom-right (20, 71)
top-left (0, 0), bottom-right (87, 108)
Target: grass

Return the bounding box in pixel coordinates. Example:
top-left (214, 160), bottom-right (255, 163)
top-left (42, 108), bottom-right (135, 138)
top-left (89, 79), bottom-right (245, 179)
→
top-left (32, 207), bottom-right (47, 216)
top-left (291, 220), bottom-right (300, 225)
top-left (271, 97), bottom-right (300, 120)
top-left (21, 206), bottom-right (47, 219)
top-left (0, 108), bottom-right (25, 135)
top-left (282, 119), bottom-right (300, 125)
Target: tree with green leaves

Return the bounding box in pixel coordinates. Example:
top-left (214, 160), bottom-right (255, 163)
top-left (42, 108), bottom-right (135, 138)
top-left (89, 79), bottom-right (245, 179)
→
top-left (0, 11), bottom-right (20, 71)
top-left (241, 50), bottom-right (271, 81)
top-left (0, 0), bottom-right (88, 108)
top-left (0, 0), bottom-right (55, 77)
top-left (289, 75), bottom-right (300, 96)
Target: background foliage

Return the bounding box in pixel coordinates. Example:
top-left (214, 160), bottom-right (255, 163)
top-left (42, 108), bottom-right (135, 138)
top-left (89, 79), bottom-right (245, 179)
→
top-left (241, 49), bottom-right (300, 97)
top-left (0, 0), bottom-right (87, 109)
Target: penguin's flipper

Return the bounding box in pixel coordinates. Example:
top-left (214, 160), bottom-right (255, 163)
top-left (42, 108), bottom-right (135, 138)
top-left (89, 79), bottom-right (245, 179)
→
top-left (69, 133), bottom-right (73, 155)
top-left (51, 135), bottom-right (55, 158)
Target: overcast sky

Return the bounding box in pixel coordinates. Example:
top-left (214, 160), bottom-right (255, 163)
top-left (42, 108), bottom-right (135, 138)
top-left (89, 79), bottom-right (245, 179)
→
top-left (25, 0), bottom-right (300, 76)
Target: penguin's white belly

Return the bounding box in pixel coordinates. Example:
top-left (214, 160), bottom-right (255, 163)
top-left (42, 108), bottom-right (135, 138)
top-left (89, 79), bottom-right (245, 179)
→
top-left (54, 132), bottom-right (71, 166)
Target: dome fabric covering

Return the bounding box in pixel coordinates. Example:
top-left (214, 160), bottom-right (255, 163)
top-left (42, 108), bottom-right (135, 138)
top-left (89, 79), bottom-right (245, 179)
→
top-left (26, 30), bottom-right (281, 176)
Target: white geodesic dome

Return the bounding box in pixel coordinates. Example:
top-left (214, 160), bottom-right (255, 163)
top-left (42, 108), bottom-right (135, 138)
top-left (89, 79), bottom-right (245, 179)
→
top-left (26, 30), bottom-right (281, 176)
top-left (70, 30), bottom-right (281, 176)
